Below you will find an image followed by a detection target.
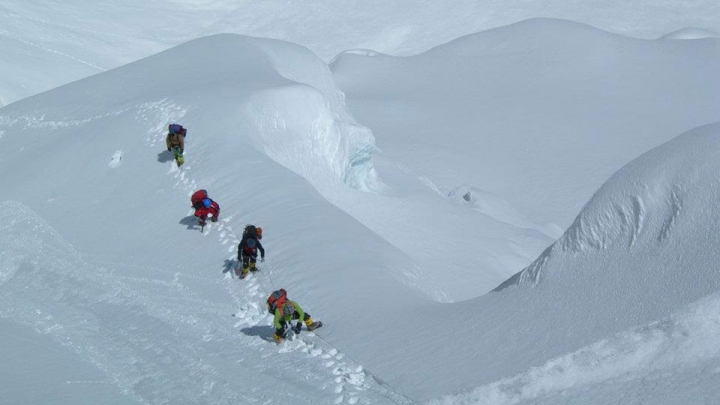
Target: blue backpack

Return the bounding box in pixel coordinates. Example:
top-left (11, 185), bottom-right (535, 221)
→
top-left (169, 124), bottom-right (187, 137)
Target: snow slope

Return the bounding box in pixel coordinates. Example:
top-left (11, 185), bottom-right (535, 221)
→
top-left (3, 18), bottom-right (720, 405)
top-left (1, 0), bottom-right (719, 104)
top-left (333, 18), bottom-right (720, 231)
top-left (0, 34), bottom-right (426, 405)
top-left (466, 122), bottom-right (720, 404)
top-left (659, 27), bottom-right (720, 40)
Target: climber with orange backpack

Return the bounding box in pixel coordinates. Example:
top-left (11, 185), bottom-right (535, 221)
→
top-left (266, 289), bottom-right (322, 343)
top-left (236, 231), bottom-right (265, 279)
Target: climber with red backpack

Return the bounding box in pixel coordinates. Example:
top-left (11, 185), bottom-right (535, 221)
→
top-left (266, 289), bottom-right (322, 343)
top-left (236, 231), bottom-right (265, 279)
top-left (166, 124), bottom-right (187, 166)
top-left (190, 189), bottom-right (220, 228)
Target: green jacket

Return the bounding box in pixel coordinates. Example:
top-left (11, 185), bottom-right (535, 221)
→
top-left (273, 300), bottom-right (304, 329)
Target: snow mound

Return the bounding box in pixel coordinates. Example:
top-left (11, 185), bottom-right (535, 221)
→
top-left (659, 27), bottom-right (720, 40)
top-left (432, 291), bottom-right (720, 405)
top-left (499, 122), bottom-right (720, 322)
top-left (383, 123), bottom-right (720, 401)
top-left (242, 83), bottom-right (379, 192)
top-left (1, 34), bottom-right (377, 192)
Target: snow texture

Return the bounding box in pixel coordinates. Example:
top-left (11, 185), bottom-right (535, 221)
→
top-left (2, 6), bottom-right (720, 405)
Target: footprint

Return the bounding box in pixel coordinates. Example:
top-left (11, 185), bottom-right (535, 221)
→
top-left (108, 150), bottom-right (123, 168)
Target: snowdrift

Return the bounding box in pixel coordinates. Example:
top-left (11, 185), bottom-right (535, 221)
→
top-left (659, 27), bottom-right (720, 40)
top-left (2, 1), bottom-right (718, 104)
top-left (333, 18), bottom-right (720, 229)
top-left (3, 23), bottom-right (720, 405)
top-left (337, 123), bottom-right (720, 401)
top-left (500, 121), bottom-right (720, 326)
top-left (328, 18), bottom-right (720, 301)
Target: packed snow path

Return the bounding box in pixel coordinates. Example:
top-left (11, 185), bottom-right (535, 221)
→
top-left (155, 127), bottom-right (416, 405)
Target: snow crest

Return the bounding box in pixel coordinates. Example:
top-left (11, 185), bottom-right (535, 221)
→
top-left (243, 85), bottom-right (379, 192)
top-left (498, 122), bottom-right (720, 288)
top-left (431, 292), bottom-right (720, 405)
top-left (241, 38), bottom-right (381, 192)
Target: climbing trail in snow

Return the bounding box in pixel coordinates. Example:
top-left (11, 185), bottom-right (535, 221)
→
top-left (152, 121), bottom-right (416, 405)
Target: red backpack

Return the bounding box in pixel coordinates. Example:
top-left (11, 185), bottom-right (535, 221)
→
top-left (191, 189), bottom-right (207, 209)
top-left (267, 289), bottom-right (287, 314)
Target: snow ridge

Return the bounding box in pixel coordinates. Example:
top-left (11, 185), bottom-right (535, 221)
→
top-left (431, 292), bottom-right (720, 405)
top-left (497, 122), bottom-right (720, 293)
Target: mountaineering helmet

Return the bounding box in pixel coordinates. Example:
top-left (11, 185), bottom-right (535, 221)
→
top-left (203, 198), bottom-right (211, 208)
top-left (256, 227), bottom-right (263, 238)
top-left (282, 302), bottom-right (295, 316)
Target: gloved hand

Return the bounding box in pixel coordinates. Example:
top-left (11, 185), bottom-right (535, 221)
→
top-left (291, 322), bottom-right (302, 334)
top-left (167, 147), bottom-right (171, 152)
top-left (198, 218), bottom-right (206, 226)
top-left (260, 257), bottom-right (265, 262)
top-left (180, 149), bottom-right (184, 154)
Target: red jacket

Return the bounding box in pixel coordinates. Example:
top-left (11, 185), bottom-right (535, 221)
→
top-left (194, 200), bottom-right (220, 221)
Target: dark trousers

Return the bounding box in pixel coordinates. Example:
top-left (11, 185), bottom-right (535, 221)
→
top-left (241, 253), bottom-right (257, 269)
top-left (277, 312), bottom-right (312, 336)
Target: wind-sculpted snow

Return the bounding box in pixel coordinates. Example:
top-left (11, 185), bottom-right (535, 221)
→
top-left (432, 291), bottom-right (720, 405)
top-left (0, 34), bottom-right (377, 192)
top-left (659, 27), bottom-right (720, 40)
top-left (1, 0), bottom-right (719, 104)
top-left (503, 122), bottom-right (720, 290)
top-left (352, 124), bottom-right (720, 401)
top-left (3, 19), bottom-right (720, 404)
top-left (333, 18), bottom-right (720, 230)
top-left (240, 37), bottom-right (380, 192)
top-left (242, 85), bottom-right (379, 192)
top-left (0, 34), bottom-right (425, 404)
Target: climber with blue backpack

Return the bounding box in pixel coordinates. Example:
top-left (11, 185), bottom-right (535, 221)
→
top-left (190, 189), bottom-right (220, 229)
top-left (165, 123), bottom-right (187, 166)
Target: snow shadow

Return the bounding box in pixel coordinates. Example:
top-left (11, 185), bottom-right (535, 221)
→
top-left (239, 325), bottom-right (274, 339)
top-left (179, 215), bottom-right (200, 230)
top-left (157, 150), bottom-right (174, 163)
top-left (222, 259), bottom-right (236, 275)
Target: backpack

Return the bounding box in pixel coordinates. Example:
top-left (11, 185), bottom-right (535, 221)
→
top-left (242, 238), bottom-right (257, 255)
top-left (267, 289), bottom-right (287, 314)
top-left (191, 189), bottom-right (208, 209)
top-left (169, 124), bottom-right (187, 138)
top-left (243, 225), bottom-right (257, 240)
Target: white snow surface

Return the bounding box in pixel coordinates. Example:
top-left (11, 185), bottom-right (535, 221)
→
top-left (2, 9), bottom-right (720, 405)
top-left (659, 27), bottom-right (720, 40)
top-left (1, 0), bottom-right (720, 104)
